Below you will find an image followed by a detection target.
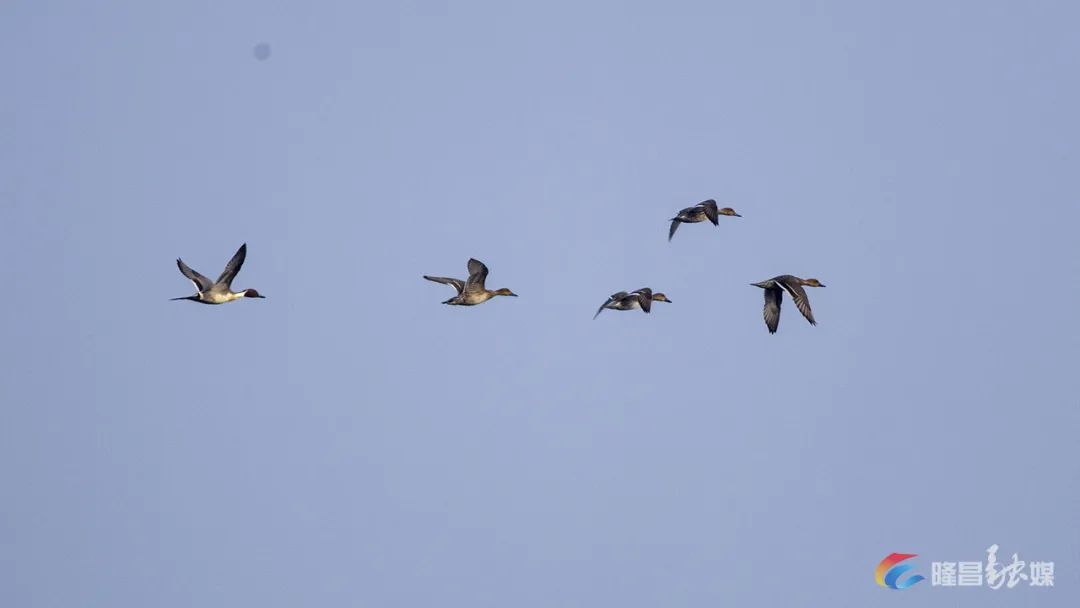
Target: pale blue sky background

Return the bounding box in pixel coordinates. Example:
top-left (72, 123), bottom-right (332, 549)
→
top-left (2, 1), bottom-right (1078, 606)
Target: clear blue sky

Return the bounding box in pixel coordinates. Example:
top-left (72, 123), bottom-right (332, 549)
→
top-left (2, 2), bottom-right (1078, 606)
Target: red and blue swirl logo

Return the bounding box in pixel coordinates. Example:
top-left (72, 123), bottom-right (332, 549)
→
top-left (875, 553), bottom-right (925, 589)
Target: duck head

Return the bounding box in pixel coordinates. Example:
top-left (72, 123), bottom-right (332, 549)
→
top-left (493, 288), bottom-right (518, 297)
top-left (719, 207), bottom-right (741, 217)
top-left (243, 288), bottom-right (266, 298)
top-left (652, 293), bottom-right (672, 303)
top-left (801, 278), bottom-right (825, 288)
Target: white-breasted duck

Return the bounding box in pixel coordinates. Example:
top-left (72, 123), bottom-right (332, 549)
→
top-left (171, 243), bottom-right (265, 305)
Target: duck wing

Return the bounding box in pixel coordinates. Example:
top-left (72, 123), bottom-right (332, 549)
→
top-left (177, 258), bottom-right (213, 292)
top-left (594, 292), bottom-right (628, 319)
top-left (423, 275), bottom-right (465, 294)
top-left (699, 199), bottom-right (719, 225)
top-left (778, 277), bottom-right (816, 325)
top-left (763, 286), bottom-right (783, 334)
top-left (632, 288), bottom-right (654, 313)
top-left (216, 243), bottom-right (247, 288)
top-left (465, 258), bottom-right (489, 291)
top-left (668, 219), bottom-right (682, 241)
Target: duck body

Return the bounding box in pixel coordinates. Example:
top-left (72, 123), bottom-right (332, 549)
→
top-left (424, 258), bottom-right (517, 306)
top-left (184, 286), bottom-right (250, 305)
top-left (171, 243), bottom-right (266, 305)
top-left (594, 287), bottom-right (672, 319)
top-left (750, 275), bottom-right (825, 333)
top-left (443, 290), bottom-right (499, 306)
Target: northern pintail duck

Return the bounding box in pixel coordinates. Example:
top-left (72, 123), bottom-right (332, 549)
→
top-left (593, 287), bottom-right (672, 319)
top-left (171, 243), bottom-right (266, 304)
top-left (750, 275), bottom-right (825, 333)
top-left (424, 258), bottom-right (518, 305)
top-left (669, 199), bottom-right (740, 241)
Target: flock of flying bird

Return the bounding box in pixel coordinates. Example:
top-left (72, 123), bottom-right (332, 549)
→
top-left (171, 199), bottom-right (826, 334)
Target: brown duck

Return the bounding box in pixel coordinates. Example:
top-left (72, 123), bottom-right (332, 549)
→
top-left (669, 199), bottom-right (740, 241)
top-left (750, 275), bottom-right (825, 333)
top-left (424, 258), bottom-right (517, 305)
